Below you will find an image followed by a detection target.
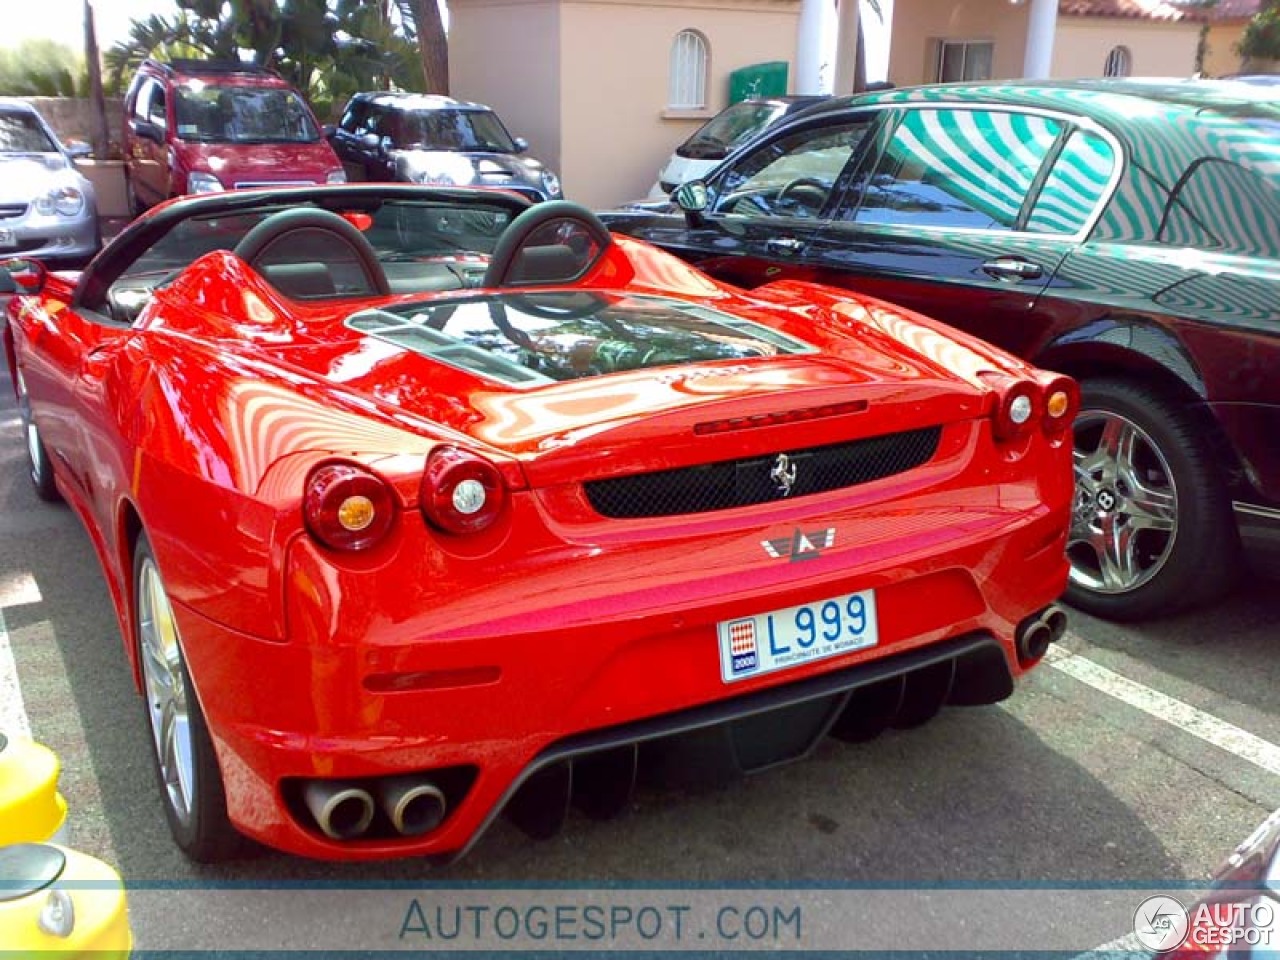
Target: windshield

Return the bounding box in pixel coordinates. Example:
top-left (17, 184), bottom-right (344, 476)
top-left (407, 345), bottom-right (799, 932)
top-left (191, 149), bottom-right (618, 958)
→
top-left (0, 112), bottom-right (57, 153)
top-left (121, 199), bottom-right (514, 280)
top-left (174, 84), bottom-right (320, 144)
top-left (680, 102), bottom-right (786, 155)
top-left (399, 109), bottom-right (517, 153)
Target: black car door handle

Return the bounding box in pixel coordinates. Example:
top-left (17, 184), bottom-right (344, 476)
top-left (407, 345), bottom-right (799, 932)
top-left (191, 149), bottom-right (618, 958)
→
top-left (982, 257), bottom-right (1043, 282)
top-left (765, 236), bottom-right (805, 256)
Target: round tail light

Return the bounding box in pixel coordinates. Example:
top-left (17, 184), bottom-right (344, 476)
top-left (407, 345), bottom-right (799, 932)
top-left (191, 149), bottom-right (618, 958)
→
top-left (421, 446), bottom-right (508, 535)
top-left (994, 380), bottom-right (1042, 441)
top-left (303, 463), bottom-right (397, 551)
top-left (1040, 375), bottom-right (1079, 434)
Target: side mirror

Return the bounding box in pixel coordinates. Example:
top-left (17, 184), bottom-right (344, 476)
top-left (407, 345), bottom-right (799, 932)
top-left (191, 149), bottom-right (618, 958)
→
top-left (513, 137), bottom-right (530, 154)
top-left (674, 180), bottom-right (710, 213)
top-left (64, 141), bottom-right (93, 159)
top-left (131, 119), bottom-right (162, 144)
top-left (360, 132), bottom-right (380, 150)
top-left (0, 258), bottom-right (48, 296)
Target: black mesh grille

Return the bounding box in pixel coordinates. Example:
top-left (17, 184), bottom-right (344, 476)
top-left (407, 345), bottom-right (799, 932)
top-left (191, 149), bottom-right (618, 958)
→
top-left (0, 204), bottom-right (27, 221)
top-left (584, 426), bottom-right (942, 519)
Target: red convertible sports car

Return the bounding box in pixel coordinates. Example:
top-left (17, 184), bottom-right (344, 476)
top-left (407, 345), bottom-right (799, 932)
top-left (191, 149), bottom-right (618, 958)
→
top-left (3, 185), bottom-right (1075, 862)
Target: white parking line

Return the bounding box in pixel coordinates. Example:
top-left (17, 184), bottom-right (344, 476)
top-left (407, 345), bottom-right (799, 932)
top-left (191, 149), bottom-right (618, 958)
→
top-left (0, 608), bottom-right (31, 738)
top-left (1045, 645), bottom-right (1280, 778)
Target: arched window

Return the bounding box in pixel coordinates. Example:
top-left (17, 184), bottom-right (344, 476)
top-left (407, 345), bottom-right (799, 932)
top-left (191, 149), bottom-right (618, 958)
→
top-left (669, 30), bottom-right (709, 109)
top-left (1103, 46), bottom-right (1132, 78)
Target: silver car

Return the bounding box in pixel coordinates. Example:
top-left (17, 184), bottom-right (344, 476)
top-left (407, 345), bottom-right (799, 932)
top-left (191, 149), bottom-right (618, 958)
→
top-left (0, 99), bottom-right (100, 265)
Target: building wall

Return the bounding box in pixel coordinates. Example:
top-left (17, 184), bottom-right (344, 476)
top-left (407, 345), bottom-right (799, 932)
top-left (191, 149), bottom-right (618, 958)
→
top-left (448, 0), bottom-right (563, 171)
top-left (19, 97), bottom-right (124, 153)
top-left (887, 0), bottom-right (1030, 86)
top-left (1202, 21), bottom-right (1247, 77)
top-left (1052, 17), bottom-right (1200, 78)
top-left (559, 0), bottom-right (801, 208)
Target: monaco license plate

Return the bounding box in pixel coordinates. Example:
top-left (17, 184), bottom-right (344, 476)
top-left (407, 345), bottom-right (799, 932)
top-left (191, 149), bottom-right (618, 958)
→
top-left (718, 589), bottom-right (878, 684)
top-left (0, 229), bottom-right (14, 249)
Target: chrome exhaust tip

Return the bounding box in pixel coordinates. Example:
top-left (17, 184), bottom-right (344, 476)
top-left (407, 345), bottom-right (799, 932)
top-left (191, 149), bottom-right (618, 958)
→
top-left (379, 777), bottom-right (447, 836)
top-left (1043, 605), bottom-right (1068, 645)
top-left (303, 781), bottom-right (375, 841)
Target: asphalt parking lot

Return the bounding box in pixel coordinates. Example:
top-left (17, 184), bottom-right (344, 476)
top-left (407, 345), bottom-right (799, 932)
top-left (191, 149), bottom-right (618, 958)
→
top-left (1, 380), bottom-right (1277, 952)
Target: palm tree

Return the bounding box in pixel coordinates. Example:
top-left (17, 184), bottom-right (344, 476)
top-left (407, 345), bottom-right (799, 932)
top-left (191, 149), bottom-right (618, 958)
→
top-left (85, 1), bottom-right (110, 158)
top-left (853, 0), bottom-right (884, 94)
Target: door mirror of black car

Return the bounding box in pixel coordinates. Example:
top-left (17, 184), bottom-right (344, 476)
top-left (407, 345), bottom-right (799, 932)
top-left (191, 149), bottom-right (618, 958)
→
top-left (674, 180), bottom-right (710, 213)
top-left (0, 258), bottom-right (47, 296)
top-left (131, 119), bottom-right (163, 144)
top-left (513, 137), bottom-right (530, 154)
top-left (360, 132), bottom-right (381, 151)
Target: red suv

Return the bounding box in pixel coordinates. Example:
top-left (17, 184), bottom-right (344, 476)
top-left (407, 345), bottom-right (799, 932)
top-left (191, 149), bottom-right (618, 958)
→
top-left (122, 59), bottom-right (345, 212)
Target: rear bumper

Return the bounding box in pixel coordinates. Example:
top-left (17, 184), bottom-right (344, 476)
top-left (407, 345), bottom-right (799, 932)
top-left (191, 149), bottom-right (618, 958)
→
top-left (176, 493), bottom-right (1069, 860)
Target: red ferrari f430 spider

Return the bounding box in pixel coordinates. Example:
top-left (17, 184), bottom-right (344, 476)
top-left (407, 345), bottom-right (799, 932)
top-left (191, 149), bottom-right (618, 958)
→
top-left (3, 186), bottom-right (1075, 862)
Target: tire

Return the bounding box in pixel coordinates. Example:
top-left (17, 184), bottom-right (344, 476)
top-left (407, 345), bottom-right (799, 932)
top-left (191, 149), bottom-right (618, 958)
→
top-left (15, 369), bottom-right (60, 502)
top-left (134, 535), bottom-right (242, 861)
top-left (1065, 378), bottom-right (1239, 620)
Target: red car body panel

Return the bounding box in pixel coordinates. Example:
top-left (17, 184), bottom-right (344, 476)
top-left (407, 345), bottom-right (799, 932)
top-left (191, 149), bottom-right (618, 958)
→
top-left (4, 191), bottom-right (1074, 860)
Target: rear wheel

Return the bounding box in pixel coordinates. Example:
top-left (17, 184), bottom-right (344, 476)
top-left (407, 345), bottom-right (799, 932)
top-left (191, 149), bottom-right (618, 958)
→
top-left (15, 369), bottom-right (59, 502)
top-left (134, 535), bottom-right (241, 861)
top-left (1065, 379), bottom-right (1238, 620)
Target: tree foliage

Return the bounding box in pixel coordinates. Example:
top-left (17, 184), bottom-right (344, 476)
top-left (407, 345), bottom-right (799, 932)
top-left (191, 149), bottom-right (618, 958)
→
top-left (1239, 0), bottom-right (1280, 62)
top-left (0, 40), bottom-right (87, 97)
top-left (104, 0), bottom-right (440, 118)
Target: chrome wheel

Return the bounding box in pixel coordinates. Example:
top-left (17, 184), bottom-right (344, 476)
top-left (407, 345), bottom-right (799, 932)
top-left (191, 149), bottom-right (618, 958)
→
top-left (21, 384), bottom-right (40, 476)
top-left (15, 368), bottom-right (58, 501)
top-left (1069, 410), bottom-right (1178, 595)
top-left (137, 554), bottom-right (196, 827)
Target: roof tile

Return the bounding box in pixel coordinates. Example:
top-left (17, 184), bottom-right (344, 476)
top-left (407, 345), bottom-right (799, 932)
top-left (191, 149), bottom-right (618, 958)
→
top-left (1057, 0), bottom-right (1211, 22)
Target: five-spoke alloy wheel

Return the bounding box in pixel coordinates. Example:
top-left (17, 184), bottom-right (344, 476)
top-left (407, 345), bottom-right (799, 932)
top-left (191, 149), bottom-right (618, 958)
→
top-left (1064, 379), bottom-right (1237, 620)
top-left (134, 535), bottom-right (240, 861)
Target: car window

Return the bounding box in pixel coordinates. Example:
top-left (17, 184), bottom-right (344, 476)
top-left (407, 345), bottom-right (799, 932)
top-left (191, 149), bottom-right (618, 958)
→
top-left (681, 101), bottom-right (787, 157)
top-left (132, 79), bottom-right (156, 123)
top-left (339, 100), bottom-right (369, 135)
top-left (846, 108), bottom-right (1062, 231)
top-left (400, 109), bottom-right (517, 153)
top-left (1160, 159), bottom-right (1280, 259)
top-left (1024, 128), bottom-right (1117, 236)
top-left (173, 85), bottom-right (318, 144)
top-left (148, 84), bottom-right (167, 130)
top-left (709, 119), bottom-right (876, 220)
top-left (0, 112), bottom-right (56, 153)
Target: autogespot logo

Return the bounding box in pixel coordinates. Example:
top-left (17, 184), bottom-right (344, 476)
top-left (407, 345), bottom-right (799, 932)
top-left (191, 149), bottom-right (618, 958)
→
top-left (1133, 895), bottom-right (1190, 952)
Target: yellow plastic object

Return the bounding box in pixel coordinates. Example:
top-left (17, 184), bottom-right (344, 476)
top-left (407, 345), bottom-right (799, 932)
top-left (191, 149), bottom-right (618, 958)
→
top-left (0, 844), bottom-right (133, 956)
top-left (0, 733), bottom-right (68, 844)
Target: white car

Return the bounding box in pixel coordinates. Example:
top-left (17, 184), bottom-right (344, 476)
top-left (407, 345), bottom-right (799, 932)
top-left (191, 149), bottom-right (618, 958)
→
top-left (0, 99), bottom-right (100, 265)
top-left (645, 96), bottom-right (828, 200)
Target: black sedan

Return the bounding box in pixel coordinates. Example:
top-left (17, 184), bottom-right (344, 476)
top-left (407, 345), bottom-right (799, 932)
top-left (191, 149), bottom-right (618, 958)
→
top-left (601, 79), bottom-right (1280, 622)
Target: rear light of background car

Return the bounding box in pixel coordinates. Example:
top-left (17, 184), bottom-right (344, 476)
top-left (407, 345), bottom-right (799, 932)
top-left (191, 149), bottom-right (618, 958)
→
top-left (303, 463), bottom-right (397, 551)
top-left (421, 446), bottom-right (508, 535)
top-left (1039, 375), bottom-right (1079, 435)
